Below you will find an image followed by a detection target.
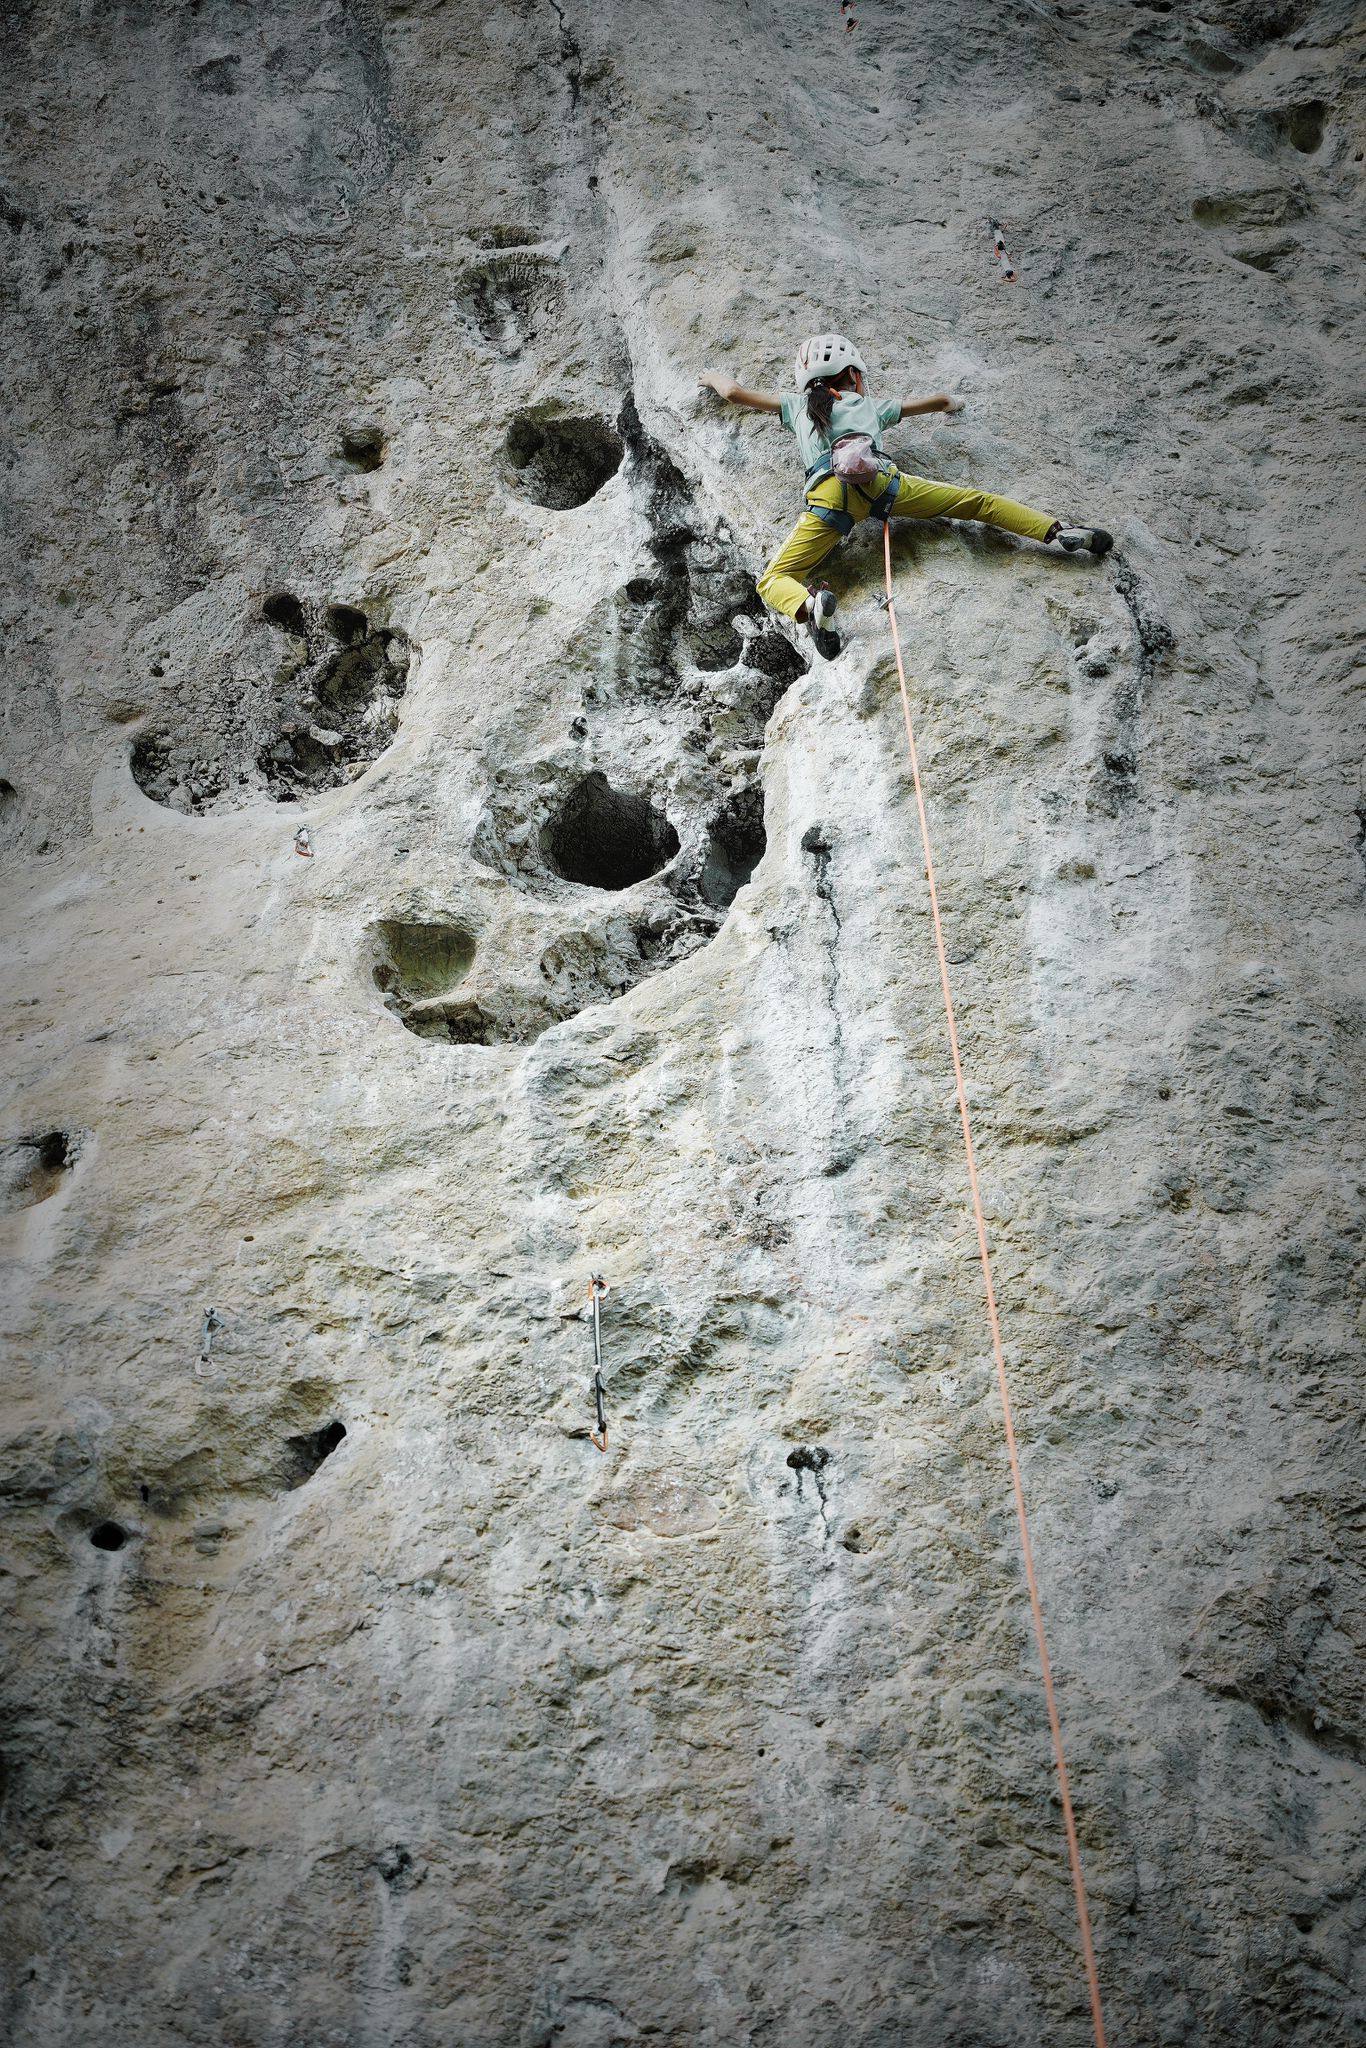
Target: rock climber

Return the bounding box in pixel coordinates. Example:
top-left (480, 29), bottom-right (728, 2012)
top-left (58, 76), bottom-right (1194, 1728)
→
top-left (699, 334), bottom-right (1111, 659)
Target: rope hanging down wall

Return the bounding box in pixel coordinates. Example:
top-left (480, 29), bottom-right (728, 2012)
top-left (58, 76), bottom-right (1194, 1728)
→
top-left (880, 521), bottom-right (1109, 2048)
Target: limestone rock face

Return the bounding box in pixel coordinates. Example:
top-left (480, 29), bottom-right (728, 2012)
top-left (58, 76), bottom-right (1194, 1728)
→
top-left (2, 2), bottom-right (1364, 2043)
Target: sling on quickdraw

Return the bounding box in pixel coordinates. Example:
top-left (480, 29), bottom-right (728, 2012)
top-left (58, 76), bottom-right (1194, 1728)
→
top-left (587, 1274), bottom-right (609, 1453)
top-left (879, 516), bottom-right (1108, 2048)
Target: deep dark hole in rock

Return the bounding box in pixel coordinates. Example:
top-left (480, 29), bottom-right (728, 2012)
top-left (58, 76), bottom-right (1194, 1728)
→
top-left (787, 1446), bottom-right (830, 1473)
top-left (284, 1419), bottom-right (347, 1490)
top-left (699, 786), bottom-right (766, 910)
top-left (504, 414), bottom-right (623, 510)
top-left (326, 603), bottom-right (369, 646)
top-left (371, 918), bottom-right (478, 1041)
top-left (340, 423), bottom-right (386, 472)
top-left (801, 824), bottom-right (835, 905)
top-left (624, 576), bottom-right (660, 607)
top-left (89, 1520), bottom-right (129, 1551)
top-left (542, 772), bottom-right (679, 890)
top-left (377, 1844), bottom-right (415, 1888)
top-left (262, 591), bottom-right (308, 637)
top-left (1280, 100), bottom-right (1326, 152)
top-left (34, 1131), bottom-right (70, 1174)
top-left (0, 1129), bottom-right (76, 1215)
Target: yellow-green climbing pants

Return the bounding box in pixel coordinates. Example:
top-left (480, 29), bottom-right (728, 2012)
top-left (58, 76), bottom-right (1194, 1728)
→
top-left (757, 468), bottom-right (1058, 620)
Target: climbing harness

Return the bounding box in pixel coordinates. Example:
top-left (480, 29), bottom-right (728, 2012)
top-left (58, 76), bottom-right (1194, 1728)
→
top-left (879, 518), bottom-right (1108, 2048)
top-left (804, 482), bottom-right (857, 537)
top-left (294, 826), bottom-right (314, 859)
top-left (987, 217), bottom-right (1019, 284)
top-left (586, 1274), bottom-right (609, 1453)
top-left (802, 462), bottom-right (900, 538)
top-left (197, 1306), bottom-right (223, 1378)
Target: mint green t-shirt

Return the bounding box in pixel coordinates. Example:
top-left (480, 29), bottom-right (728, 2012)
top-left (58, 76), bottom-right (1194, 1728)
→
top-left (779, 389), bottom-right (902, 474)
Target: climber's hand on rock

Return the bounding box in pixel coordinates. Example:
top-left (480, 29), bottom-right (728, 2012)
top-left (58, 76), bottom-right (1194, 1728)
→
top-left (699, 370), bottom-right (738, 401)
top-left (897, 392), bottom-right (965, 420)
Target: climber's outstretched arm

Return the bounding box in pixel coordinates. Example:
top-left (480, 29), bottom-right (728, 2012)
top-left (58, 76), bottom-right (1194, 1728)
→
top-left (891, 393), bottom-right (965, 420)
top-left (698, 371), bottom-right (782, 413)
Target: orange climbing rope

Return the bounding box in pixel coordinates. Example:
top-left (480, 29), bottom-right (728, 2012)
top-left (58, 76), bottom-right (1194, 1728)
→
top-left (880, 520), bottom-right (1109, 2048)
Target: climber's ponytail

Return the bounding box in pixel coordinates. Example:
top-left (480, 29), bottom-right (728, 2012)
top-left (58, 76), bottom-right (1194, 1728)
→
top-left (806, 379), bottom-right (837, 437)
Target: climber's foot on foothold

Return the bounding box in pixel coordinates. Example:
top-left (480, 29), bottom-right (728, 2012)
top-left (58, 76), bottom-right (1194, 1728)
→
top-left (801, 584), bottom-right (840, 660)
top-left (1053, 524), bottom-right (1114, 558)
top-left (809, 584), bottom-right (837, 631)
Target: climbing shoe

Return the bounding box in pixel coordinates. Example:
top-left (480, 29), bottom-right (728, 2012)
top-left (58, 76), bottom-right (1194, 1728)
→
top-left (1054, 525), bottom-right (1114, 557)
top-left (804, 584), bottom-right (840, 659)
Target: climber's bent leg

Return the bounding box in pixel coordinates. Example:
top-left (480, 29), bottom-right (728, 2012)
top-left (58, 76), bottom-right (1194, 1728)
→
top-left (757, 510), bottom-right (843, 620)
top-left (890, 470), bottom-right (1056, 542)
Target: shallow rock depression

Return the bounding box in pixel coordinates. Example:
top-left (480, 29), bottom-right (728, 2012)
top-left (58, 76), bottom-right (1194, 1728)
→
top-left (1, 3), bottom-right (1364, 2045)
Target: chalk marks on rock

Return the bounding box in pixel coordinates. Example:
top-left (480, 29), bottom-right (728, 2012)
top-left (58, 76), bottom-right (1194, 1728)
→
top-left (454, 245), bottom-right (565, 360)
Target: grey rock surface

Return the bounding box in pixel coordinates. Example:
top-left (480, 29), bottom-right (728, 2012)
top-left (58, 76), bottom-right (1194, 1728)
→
top-left (2, 1), bottom-right (1365, 2043)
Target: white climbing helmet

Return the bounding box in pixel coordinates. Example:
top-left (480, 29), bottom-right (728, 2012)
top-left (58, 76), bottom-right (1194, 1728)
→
top-left (794, 333), bottom-right (867, 391)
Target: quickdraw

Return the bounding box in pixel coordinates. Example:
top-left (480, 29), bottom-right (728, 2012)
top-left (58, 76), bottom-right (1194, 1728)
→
top-left (587, 1274), bottom-right (609, 1453)
top-left (987, 217), bottom-right (1019, 284)
top-left (197, 1306), bottom-right (223, 1378)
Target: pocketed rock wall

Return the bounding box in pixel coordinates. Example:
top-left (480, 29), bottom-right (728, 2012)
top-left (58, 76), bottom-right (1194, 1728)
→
top-left (2, 2), bottom-right (1364, 2043)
